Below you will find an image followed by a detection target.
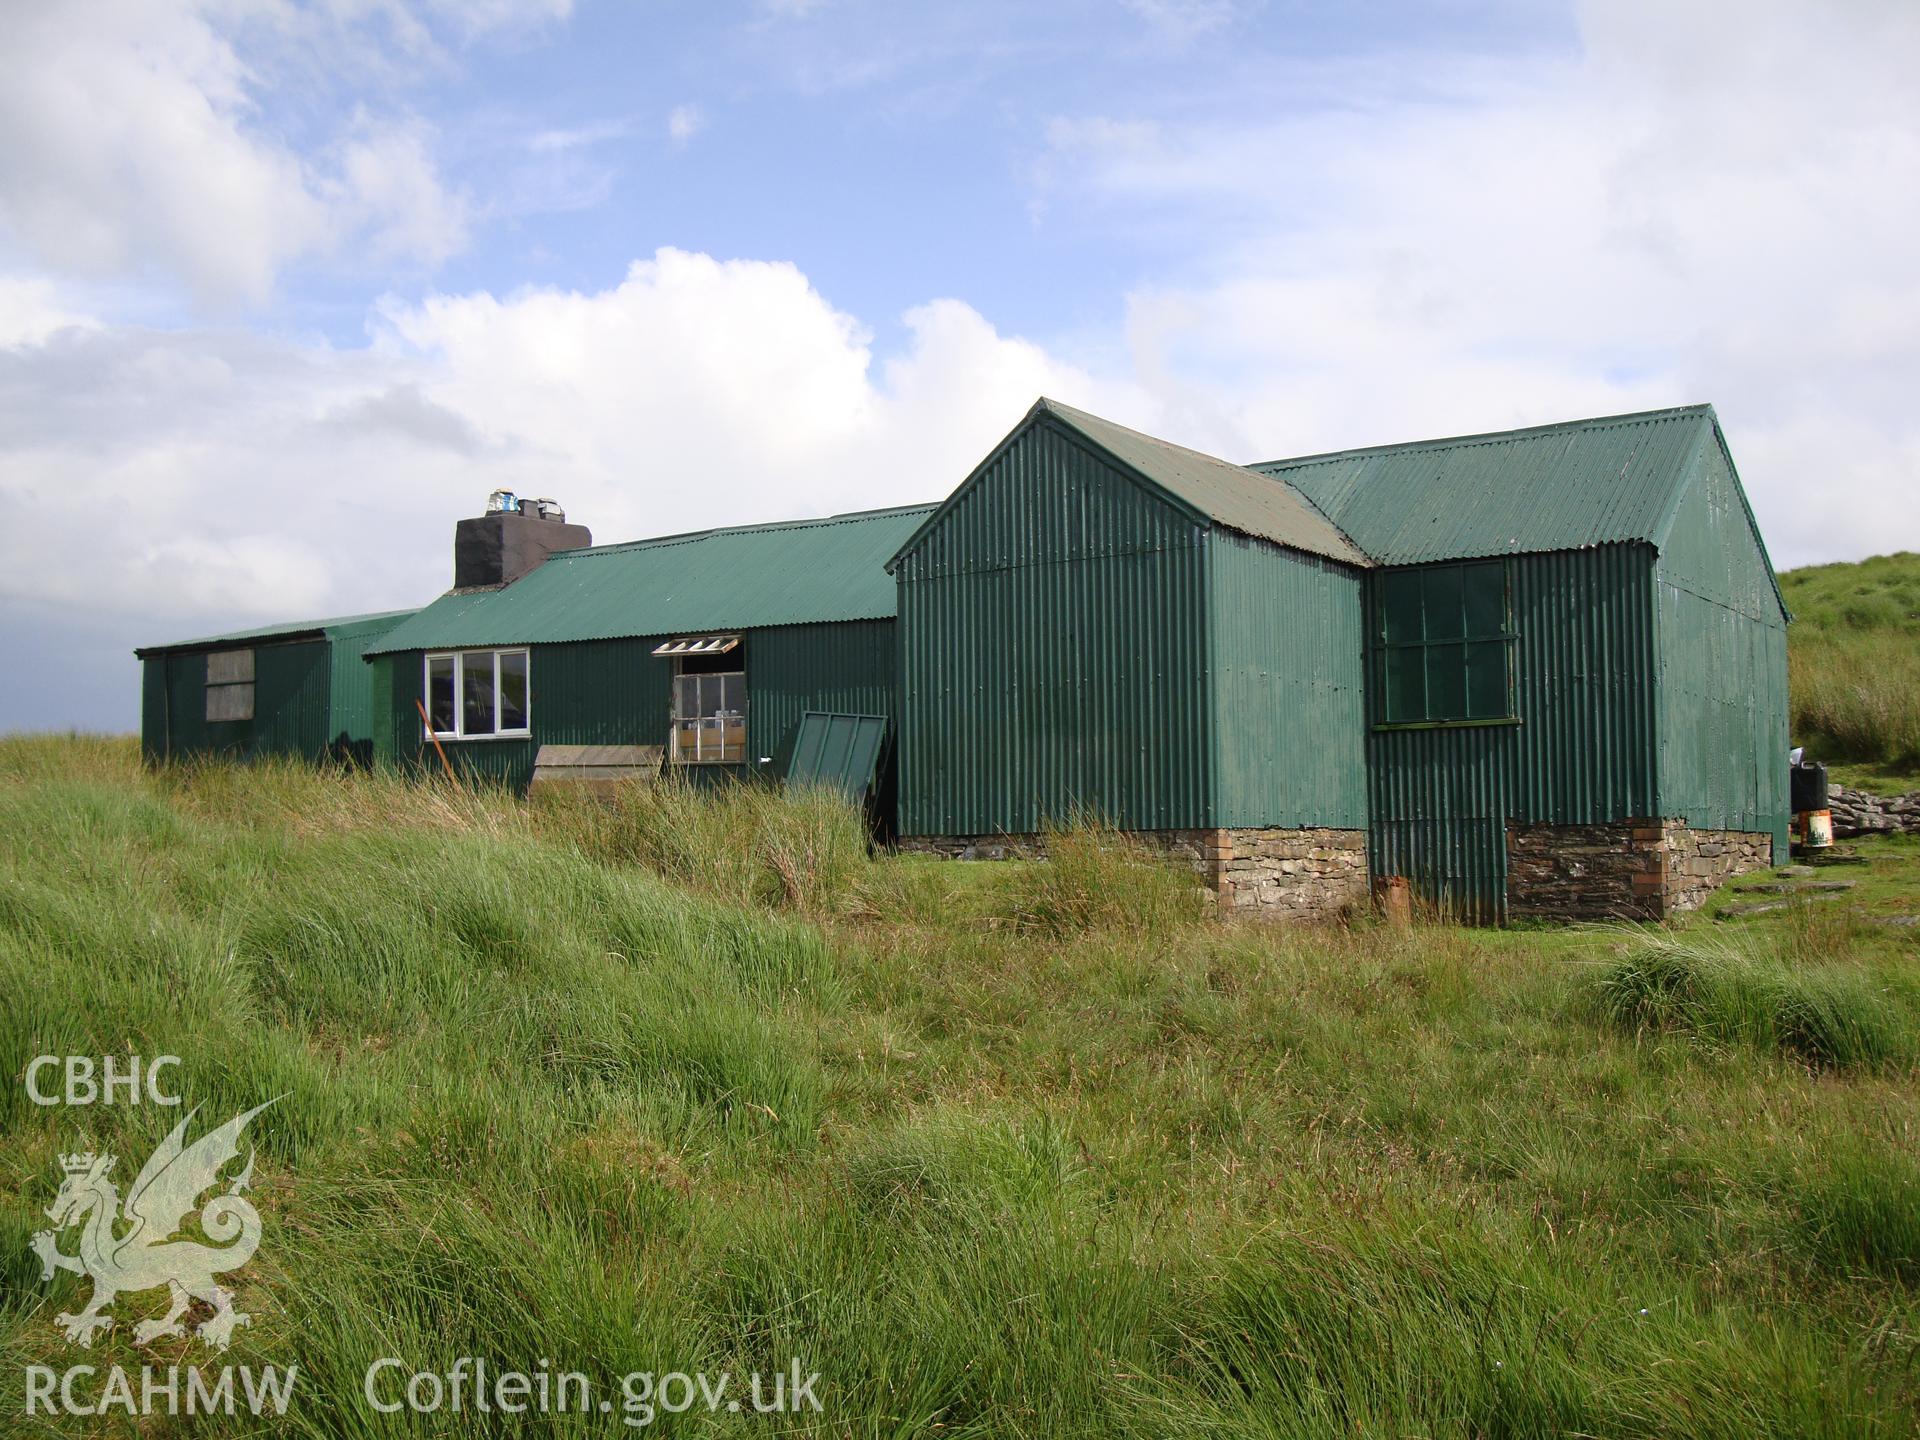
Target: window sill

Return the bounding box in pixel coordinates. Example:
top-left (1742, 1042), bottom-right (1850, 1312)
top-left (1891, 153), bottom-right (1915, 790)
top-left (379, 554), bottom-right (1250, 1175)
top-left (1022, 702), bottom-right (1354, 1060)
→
top-left (425, 731), bottom-right (533, 743)
top-left (1372, 717), bottom-right (1521, 733)
top-left (670, 758), bottom-right (746, 766)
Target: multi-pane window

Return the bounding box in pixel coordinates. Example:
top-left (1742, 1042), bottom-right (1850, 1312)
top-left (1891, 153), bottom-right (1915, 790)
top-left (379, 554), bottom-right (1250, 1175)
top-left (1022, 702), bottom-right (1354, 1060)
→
top-left (654, 635), bottom-right (745, 764)
top-left (205, 648), bottom-right (255, 722)
top-left (1375, 561), bottom-right (1515, 725)
top-left (424, 650), bottom-right (530, 739)
top-left (671, 671), bottom-right (746, 763)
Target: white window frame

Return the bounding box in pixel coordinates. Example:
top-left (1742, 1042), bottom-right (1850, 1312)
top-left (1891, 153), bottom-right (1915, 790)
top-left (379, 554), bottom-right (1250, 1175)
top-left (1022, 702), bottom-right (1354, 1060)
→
top-left (669, 667), bottom-right (746, 764)
top-left (423, 648), bottom-right (531, 740)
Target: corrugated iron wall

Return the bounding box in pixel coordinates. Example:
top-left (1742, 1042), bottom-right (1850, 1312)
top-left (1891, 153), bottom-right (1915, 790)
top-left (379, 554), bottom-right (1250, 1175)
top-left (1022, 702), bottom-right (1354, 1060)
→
top-left (140, 640), bottom-right (332, 764)
top-left (746, 621), bottom-right (896, 773)
top-left (140, 658), bottom-right (169, 764)
top-left (1207, 532), bottom-right (1369, 830)
top-left (1654, 438), bottom-right (1791, 857)
top-left (375, 637), bottom-right (666, 788)
top-left (372, 622), bottom-right (895, 792)
top-left (1366, 544), bottom-right (1660, 921)
top-left (326, 615), bottom-right (415, 760)
top-left (896, 419), bottom-right (1212, 835)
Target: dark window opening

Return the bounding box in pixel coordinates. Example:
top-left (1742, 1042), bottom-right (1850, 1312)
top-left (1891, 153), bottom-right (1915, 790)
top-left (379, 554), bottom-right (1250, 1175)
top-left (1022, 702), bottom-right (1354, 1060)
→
top-left (1375, 561), bottom-right (1516, 726)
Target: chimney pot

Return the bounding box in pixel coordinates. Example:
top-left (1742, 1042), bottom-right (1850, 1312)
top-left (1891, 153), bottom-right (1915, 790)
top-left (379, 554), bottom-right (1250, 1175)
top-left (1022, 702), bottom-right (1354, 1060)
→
top-left (454, 496), bottom-right (590, 590)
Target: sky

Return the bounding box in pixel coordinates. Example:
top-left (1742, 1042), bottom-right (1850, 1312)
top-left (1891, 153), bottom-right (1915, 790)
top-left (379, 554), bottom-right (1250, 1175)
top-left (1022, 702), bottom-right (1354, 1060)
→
top-left (3, 0), bottom-right (1917, 732)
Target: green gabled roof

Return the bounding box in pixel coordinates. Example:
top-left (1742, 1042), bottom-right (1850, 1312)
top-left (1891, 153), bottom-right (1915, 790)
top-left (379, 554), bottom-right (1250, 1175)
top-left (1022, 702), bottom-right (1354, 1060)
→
top-left (365, 503), bottom-right (936, 656)
top-left (1251, 404), bottom-right (1723, 566)
top-left (135, 608), bottom-right (417, 659)
top-left (890, 398), bottom-right (1371, 571)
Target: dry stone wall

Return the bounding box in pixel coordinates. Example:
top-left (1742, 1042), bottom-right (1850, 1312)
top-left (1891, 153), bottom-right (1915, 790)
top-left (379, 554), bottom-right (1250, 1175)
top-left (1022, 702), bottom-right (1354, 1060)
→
top-left (1507, 819), bottom-right (1774, 921)
top-left (1829, 785), bottom-right (1920, 839)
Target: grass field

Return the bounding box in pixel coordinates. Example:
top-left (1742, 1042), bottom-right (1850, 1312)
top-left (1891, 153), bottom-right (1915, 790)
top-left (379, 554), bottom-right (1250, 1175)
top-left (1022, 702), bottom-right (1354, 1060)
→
top-left (2, 736), bottom-right (1918, 1436)
top-left (1781, 551), bottom-right (1920, 781)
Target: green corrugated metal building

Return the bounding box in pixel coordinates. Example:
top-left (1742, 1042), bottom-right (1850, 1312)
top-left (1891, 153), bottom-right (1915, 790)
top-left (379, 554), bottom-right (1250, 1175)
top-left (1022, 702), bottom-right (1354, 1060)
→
top-left (135, 610), bottom-right (417, 766)
top-left (1254, 403), bottom-right (1790, 920)
top-left (890, 400), bottom-right (1372, 848)
top-left (359, 506), bottom-right (933, 791)
top-left (133, 395), bottom-right (1787, 922)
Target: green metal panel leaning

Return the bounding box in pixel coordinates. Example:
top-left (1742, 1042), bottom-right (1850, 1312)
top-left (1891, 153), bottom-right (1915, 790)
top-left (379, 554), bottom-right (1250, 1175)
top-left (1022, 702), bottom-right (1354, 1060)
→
top-left (135, 610), bottom-right (417, 766)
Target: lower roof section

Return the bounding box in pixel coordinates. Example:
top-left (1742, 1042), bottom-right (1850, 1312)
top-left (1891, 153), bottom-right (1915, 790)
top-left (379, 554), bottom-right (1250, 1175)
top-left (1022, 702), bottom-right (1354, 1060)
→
top-left (134, 608), bottom-right (418, 659)
top-left (365, 503), bottom-right (936, 656)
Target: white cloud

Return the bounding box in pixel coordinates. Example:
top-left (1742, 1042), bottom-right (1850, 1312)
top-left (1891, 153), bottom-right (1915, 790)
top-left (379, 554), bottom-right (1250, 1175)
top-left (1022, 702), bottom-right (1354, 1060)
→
top-left (0, 279), bottom-right (95, 350)
top-left (0, 0), bottom-right (471, 306)
top-left (667, 104), bottom-right (707, 145)
top-left (421, 0), bottom-right (573, 40)
top-left (1027, 0), bottom-right (1920, 568)
top-left (0, 249), bottom-right (1115, 719)
top-left (329, 115), bottom-right (470, 265)
top-left (1118, 0), bottom-right (1241, 45)
top-left (527, 118), bottom-right (634, 152)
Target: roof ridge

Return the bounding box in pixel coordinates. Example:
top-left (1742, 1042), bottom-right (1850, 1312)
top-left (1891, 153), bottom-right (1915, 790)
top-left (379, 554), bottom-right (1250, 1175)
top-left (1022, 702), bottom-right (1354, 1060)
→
top-left (1029, 396), bottom-right (1372, 567)
top-left (1039, 396), bottom-right (1274, 476)
top-left (1251, 404), bottom-right (1716, 473)
top-left (571, 500), bottom-right (941, 559)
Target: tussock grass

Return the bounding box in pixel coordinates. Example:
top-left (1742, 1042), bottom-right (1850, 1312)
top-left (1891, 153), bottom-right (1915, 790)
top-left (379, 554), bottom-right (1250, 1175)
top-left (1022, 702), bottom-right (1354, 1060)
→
top-left (533, 772), bottom-right (869, 914)
top-left (1592, 928), bottom-right (1909, 1070)
top-left (3, 737), bottom-right (1919, 1436)
top-left (990, 822), bottom-right (1212, 938)
top-left (1792, 1136), bottom-right (1920, 1283)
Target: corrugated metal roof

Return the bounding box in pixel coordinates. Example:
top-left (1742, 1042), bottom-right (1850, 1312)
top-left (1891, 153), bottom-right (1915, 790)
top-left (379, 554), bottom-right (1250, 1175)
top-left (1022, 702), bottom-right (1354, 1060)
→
top-left (1250, 405), bottom-right (1718, 566)
top-left (365, 504), bottom-right (936, 656)
top-left (1032, 399), bottom-right (1370, 567)
top-left (134, 609), bottom-right (417, 658)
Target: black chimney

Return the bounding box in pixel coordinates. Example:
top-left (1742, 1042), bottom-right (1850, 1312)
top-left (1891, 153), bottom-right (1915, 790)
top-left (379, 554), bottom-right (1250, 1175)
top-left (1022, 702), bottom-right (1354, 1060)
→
top-left (453, 492), bottom-right (592, 590)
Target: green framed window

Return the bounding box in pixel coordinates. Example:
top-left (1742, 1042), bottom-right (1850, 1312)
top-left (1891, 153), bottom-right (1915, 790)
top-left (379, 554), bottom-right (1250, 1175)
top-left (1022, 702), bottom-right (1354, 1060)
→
top-left (1374, 561), bottom-right (1515, 726)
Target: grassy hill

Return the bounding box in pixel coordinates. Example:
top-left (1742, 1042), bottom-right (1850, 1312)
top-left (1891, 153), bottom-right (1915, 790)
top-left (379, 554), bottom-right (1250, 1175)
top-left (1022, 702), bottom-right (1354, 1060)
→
top-left (3, 737), bottom-right (1918, 1436)
top-left (1781, 551), bottom-right (1920, 786)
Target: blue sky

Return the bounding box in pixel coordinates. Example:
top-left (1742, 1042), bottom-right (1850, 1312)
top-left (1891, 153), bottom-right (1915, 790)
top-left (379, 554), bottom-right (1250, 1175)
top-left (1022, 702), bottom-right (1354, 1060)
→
top-left (2, 0), bottom-right (1917, 731)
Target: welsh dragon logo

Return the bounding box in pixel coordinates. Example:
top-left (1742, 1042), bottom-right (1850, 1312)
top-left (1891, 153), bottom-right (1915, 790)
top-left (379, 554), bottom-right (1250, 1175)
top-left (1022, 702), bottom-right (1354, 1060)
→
top-left (30, 1103), bottom-right (272, 1351)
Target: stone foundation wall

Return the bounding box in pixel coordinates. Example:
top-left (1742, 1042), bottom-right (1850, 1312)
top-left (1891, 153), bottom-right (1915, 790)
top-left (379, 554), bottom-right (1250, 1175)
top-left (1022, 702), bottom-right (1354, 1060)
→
top-left (896, 826), bottom-right (1368, 920)
top-left (1208, 827), bottom-right (1369, 919)
top-left (1507, 818), bottom-right (1773, 921)
top-left (896, 833), bottom-right (1045, 862)
top-left (1660, 823), bottom-right (1775, 913)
